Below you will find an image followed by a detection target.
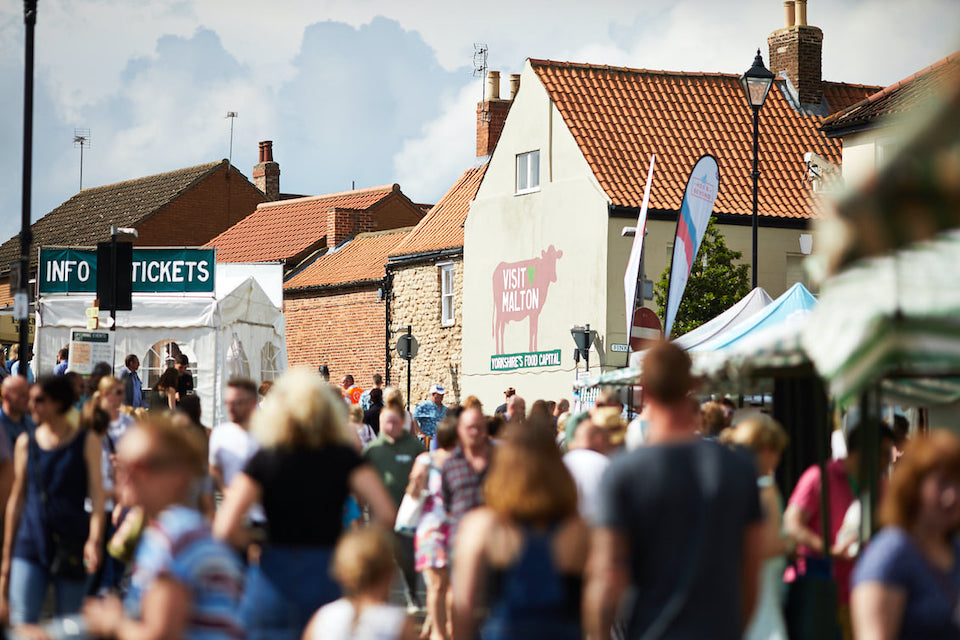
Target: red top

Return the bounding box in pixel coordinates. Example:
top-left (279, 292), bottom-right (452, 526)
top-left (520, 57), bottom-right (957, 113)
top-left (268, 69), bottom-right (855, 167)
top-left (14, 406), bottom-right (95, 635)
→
top-left (787, 459), bottom-right (857, 604)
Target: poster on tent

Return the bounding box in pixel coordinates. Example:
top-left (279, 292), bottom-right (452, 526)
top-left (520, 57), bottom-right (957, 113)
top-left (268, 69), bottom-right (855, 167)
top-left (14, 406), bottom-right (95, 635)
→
top-left (68, 329), bottom-right (115, 376)
top-left (623, 154), bottom-right (656, 341)
top-left (663, 155), bottom-right (720, 339)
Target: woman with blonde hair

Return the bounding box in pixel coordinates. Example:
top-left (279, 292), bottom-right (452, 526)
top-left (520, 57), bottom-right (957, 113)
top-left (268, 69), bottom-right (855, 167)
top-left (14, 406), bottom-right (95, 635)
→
top-left (383, 386), bottom-right (420, 438)
top-left (89, 375), bottom-right (136, 594)
top-left (213, 368), bottom-right (395, 640)
top-left (851, 430), bottom-right (960, 639)
top-left (721, 415), bottom-right (790, 640)
top-left (303, 525), bottom-right (417, 640)
top-left (453, 417), bottom-right (588, 640)
top-left (348, 404), bottom-right (375, 451)
top-left (461, 396), bottom-right (483, 413)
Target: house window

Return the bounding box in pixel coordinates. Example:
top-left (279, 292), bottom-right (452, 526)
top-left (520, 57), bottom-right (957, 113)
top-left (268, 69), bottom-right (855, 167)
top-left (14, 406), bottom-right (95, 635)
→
top-left (516, 150), bottom-right (540, 194)
top-left (260, 343), bottom-right (281, 382)
top-left (440, 264), bottom-right (455, 326)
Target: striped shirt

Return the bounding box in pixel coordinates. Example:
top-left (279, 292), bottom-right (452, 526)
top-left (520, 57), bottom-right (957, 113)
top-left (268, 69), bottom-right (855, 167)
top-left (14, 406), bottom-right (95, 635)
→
top-left (125, 506), bottom-right (244, 640)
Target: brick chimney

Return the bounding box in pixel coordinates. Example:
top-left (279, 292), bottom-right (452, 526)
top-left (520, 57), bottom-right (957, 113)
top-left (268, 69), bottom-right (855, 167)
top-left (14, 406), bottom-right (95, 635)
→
top-left (253, 140), bottom-right (280, 201)
top-left (476, 71), bottom-right (517, 158)
top-left (767, 0), bottom-right (823, 107)
top-left (326, 207), bottom-right (374, 249)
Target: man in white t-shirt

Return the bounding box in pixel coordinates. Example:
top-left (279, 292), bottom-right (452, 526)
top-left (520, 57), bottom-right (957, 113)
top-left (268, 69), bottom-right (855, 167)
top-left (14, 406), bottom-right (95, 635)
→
top-left (209, 378), bottom-right (265, 524)
top-left (563, 406), bottom-right (622, 525)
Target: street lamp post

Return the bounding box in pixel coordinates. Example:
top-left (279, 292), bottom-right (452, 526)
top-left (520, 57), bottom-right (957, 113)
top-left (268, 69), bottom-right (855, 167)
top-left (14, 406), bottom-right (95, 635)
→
top-left (16, 1), bottom-right (37, 378)
top-left (740, 49), bottom-right (775, 290)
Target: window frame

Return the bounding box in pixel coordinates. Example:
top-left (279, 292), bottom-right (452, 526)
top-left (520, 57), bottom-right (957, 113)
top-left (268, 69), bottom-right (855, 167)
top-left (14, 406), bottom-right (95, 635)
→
top-left (260, 342), bottom-right (281, 382)
top-left (440, 263), bottom-right (455, 327)
top-left (515, 150), bottom-right (541, 195)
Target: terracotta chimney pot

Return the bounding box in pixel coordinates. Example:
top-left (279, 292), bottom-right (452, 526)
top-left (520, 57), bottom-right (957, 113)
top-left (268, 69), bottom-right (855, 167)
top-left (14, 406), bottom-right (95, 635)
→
top-left (783, 1), bottom-right (795, 27)
top-left (486, 70), bottom-right (501, 101)
top-left (509, 74), bottom-right (521, 100)
top-left (796, 0), bottom-right (807, 26)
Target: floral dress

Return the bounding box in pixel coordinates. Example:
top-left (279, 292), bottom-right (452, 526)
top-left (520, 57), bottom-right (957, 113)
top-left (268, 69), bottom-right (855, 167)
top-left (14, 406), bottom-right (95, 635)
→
top-left (414, 450), bottom-right (451, 571)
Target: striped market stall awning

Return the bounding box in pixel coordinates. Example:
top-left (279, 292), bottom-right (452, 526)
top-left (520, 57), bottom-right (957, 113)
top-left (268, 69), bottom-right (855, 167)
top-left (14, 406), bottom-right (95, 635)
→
top-left (803, 229), bottom-right (960, 407)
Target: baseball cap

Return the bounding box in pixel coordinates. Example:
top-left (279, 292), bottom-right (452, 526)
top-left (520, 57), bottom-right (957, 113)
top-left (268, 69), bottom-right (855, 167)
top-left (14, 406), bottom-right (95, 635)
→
top-left (564, 411), bottom-right (590, 448)
top-left (430, 384), bottom-right (445, 395)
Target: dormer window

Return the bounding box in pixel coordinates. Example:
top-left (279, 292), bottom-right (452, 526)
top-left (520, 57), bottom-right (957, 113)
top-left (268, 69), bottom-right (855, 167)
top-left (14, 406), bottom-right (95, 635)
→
top-left (516, 150), bottom-right (540, 194)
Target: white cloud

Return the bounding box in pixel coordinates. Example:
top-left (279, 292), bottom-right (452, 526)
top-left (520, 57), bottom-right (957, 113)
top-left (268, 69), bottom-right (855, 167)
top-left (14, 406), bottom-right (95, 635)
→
top-left (392, 82), bottom-right (480, 203)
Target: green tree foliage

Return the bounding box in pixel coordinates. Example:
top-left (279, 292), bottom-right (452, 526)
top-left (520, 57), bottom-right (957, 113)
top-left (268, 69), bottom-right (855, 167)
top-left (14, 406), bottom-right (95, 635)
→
top-left (653, 218), bottom-right (750, 338)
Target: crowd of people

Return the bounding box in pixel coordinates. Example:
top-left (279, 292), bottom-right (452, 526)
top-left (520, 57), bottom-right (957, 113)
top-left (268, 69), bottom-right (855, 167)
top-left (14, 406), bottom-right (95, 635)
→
top-left (0, 342), bottom-right (953, 639)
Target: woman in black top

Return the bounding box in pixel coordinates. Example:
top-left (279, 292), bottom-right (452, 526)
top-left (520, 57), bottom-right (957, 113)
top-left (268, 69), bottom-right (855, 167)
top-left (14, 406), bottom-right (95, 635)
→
top-left (148, 367), bottom-right (178, 412)
top-left (213, 369), bottom-right (395, 640)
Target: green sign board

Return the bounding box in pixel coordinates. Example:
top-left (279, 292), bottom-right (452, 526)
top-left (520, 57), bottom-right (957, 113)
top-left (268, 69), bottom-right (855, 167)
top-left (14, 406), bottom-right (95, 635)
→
top-left (38, 247), bottom-right (215, 295)
top-left (490, 349), bottom-right (562, 372)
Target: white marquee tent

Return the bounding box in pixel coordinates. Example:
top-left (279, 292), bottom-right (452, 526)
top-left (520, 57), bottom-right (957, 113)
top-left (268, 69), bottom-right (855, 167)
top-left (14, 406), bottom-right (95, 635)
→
top-left (34, 273), bottom-right (286, 427)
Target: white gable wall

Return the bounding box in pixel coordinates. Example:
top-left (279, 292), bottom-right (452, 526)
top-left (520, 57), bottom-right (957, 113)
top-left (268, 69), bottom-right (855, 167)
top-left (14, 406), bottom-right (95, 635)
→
top-left (462, 61), bottom-right (613, 407)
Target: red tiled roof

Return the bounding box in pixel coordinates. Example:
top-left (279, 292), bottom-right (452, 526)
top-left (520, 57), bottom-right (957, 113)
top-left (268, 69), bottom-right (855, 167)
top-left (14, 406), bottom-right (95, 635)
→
top-left (390, 164), bottom-right (487, 257)
top-left (285, 227), bottom-right (412, 290)
top-left (821, 52), bottom-right (960, 135)
top-left (205, 184), bottom-right (398, 262)
top-left (529, 59), bottom-right (879, 219)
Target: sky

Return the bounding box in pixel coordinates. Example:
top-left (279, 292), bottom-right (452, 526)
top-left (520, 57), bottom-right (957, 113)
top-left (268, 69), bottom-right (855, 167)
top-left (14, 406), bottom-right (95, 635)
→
top-left (0, 0), bottom-right (958, 246)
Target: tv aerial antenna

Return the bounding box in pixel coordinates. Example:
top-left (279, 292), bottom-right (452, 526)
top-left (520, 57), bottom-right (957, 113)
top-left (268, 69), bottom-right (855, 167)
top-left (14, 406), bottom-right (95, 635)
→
top-left (73, 128), bottom-right (90, 191)
top-left (473, 43), bottom-right (489, 121)
top-left (226, 111), bottom-right (238, 167)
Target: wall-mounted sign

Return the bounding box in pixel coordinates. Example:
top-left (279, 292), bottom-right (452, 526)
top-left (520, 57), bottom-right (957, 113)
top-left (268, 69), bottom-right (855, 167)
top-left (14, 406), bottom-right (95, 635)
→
top-left (68, 329), bottom-right (115, 375)
top-left (492, 245), bottom-right (563, 354)
top-left (490, 349), bottom-right (561, 372)
top-left (38, 247), bottom-right (215, 295)
top-left (0, 313), bottom-right (35, 344)
top-left (610, 343), bottom-right (630, 352)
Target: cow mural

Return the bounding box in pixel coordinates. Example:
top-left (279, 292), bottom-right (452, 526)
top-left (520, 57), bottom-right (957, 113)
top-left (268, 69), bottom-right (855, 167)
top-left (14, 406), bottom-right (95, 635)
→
top-left (492, 245), bottom-right (563, 354)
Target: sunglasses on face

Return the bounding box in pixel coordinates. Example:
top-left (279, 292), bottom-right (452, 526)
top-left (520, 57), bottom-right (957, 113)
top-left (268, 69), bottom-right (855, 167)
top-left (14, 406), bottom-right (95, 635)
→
top-left (115, 456), bottom-right (180, 477)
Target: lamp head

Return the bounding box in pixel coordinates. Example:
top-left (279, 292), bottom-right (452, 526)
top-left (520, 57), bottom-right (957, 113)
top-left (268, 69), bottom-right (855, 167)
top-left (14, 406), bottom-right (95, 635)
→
top-left (740, 49), bottom-right (775, 109)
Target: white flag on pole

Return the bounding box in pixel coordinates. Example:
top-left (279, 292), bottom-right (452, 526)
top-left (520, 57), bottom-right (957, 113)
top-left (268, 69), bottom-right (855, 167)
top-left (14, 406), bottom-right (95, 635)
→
top-left (623, 155), bottom-right (656, 340)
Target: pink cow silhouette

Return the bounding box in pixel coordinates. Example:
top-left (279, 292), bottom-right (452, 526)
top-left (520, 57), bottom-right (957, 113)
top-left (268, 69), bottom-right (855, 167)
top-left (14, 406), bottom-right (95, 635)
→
top-left (492, 245), bottom-right (563, 354)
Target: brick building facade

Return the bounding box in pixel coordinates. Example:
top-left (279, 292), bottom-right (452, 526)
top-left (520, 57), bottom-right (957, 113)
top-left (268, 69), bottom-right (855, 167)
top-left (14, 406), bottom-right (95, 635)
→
top-left (283, 227), bottom-right (413, 383)
top-left (283, 287), bottom-right (385, 380)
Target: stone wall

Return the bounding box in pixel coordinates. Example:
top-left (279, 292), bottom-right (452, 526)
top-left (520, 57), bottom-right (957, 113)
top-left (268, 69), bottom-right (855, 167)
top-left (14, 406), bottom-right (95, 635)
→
top-left (389, 257), bottom-right (463, 406)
